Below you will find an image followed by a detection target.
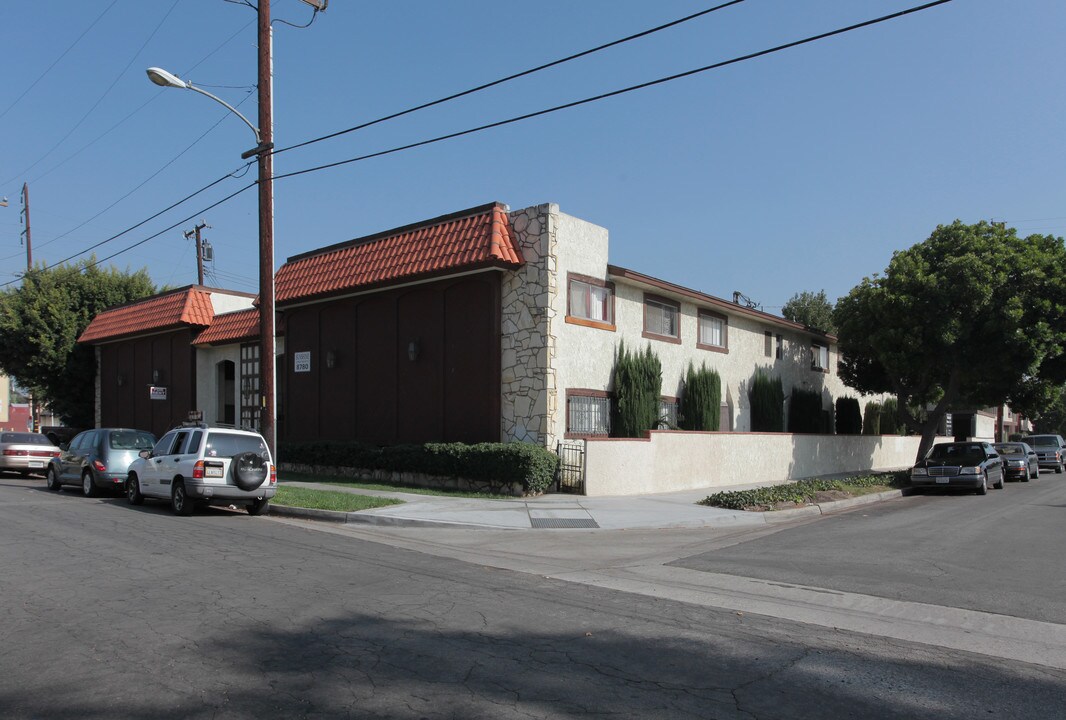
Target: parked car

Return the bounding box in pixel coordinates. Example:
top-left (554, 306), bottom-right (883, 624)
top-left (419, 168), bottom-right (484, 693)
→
top-left (993, 442), bottom-right (1039, 482)
top-left (0, 432), bottom-right (62, 477)
top-left (1021, 434), bottom-right (1066, 474)
top-left (910, 441), bottom-right (1005, 495)
top-left (46, 428), bottom-right (156, 497)
top-left (125, 423), bottom-right (275, 516)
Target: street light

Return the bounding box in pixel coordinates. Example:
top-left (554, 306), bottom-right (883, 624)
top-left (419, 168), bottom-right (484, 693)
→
top-left (145, 0), bottom-right (277, 457)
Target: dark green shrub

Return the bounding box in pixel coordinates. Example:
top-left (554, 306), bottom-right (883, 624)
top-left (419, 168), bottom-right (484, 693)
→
top-left (835, 397), bottom-right (862, 434)
top-left (611, 340), bottom-right (662, 438)
top-left (277, 440), bottom-right (559, 494)
top-left (862, 402), bottom-right (882, 435)
top-left (881, 397), bottom-right (900, 435)
top-left (699, 471), bottom-right (909, 510)
top-left (749, 370), bottom-right (784, 432)
top-left (788, 386), bottom-right (823, 433)
top-left (679, 362), bottom-right (721, 431)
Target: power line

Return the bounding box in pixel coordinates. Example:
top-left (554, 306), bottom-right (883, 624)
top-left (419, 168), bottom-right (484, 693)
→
top-left (275, 0), bottom-right (955, 182)
top-left (0, 0), bottom-right (181, 188)
top-left (4, 0), bottom-right (954, 286)
top-left (0, 0), bottom-right (120, 123)
top-left (274, 0), bottom-right (747, 156)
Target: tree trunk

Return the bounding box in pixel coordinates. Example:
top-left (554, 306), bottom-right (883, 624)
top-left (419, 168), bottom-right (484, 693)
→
top-left (914, 414), bottom-right (943, 464)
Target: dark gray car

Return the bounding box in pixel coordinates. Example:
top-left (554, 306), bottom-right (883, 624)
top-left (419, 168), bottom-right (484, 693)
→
top-left (910, 441), bottom-right (1005, 495)
top-left (46, 428), bottom-right (156, 497)
top-left (1021, 434), bottom-right (1066, 474)
top-left (994, 442), bottom-right (1039, 482)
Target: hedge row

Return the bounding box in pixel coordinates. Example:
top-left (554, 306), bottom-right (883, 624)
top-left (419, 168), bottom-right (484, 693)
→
top-left (698, 472), bottom-right (909, 511)
top-left (279, 440), bottom-right (559, 495)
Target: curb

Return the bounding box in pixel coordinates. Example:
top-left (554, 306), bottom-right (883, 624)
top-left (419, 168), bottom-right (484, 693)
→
top-left (762, 488), bottom-right (911, 523)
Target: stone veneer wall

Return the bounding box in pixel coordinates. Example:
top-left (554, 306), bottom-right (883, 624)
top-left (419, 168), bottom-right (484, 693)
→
top-left (500, 204), bottom-right (559, 448)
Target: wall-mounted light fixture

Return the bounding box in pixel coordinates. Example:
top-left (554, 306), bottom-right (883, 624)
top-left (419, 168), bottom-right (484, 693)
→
top-left (408, 340), bottom-right (420, 362)
top-left (152, 369), bottom-right (162, 384)
top-left (325, 350), bottom-right (337, 369)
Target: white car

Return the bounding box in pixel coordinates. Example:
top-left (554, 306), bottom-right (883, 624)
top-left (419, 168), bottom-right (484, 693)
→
top-left (125, 423), bottom-right (275, 516)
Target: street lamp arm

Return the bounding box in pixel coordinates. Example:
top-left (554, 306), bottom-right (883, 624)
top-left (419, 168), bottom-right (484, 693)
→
top-left (146, 67), bottom-right (260, 145)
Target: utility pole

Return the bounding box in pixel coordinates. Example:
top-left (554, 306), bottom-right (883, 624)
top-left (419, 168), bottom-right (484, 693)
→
top-left (19, 183), bottom-right (38, 433)
top-left (257, 0), bottom-right (277, 457)
top-left (183, 221), bottom-right (210, 285)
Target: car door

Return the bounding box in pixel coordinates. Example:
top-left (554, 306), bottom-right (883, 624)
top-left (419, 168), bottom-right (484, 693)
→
top-left (153, 431), bottom-right (191, 497)
top-left (985, 444), bottom-right (1003, 484)
top-left (140, 431), bottom-right (178, 497)
top-left (59, 432), bottom-right (87, 482)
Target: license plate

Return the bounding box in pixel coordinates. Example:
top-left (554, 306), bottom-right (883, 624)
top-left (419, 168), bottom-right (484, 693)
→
top-left (28, 461), bottom-right (44, 468)
top-left (206, 466), bottom-right (224, 478)
top-left (935, 477), bottom-right (949, 484)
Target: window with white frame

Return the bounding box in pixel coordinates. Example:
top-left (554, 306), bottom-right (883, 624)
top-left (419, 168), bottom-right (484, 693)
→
top-left (698, 311), bottom-right (726, 350)
top-left (811, 342), bottom-right (829, 371)
top-left (568, 277), bottom-right (614, 325)
top-left (644, 297), bottom-right (679, 339)
top-left (567, 392), bottom-right (611, 436)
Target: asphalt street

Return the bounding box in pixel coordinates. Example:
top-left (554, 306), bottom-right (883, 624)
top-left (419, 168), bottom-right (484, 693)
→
top-left (1, 475), bottom-right (1064, 719)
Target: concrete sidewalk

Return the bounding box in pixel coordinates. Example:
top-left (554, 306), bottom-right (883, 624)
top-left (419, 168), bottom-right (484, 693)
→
top-left (272, 477), bottom-right (910, 530)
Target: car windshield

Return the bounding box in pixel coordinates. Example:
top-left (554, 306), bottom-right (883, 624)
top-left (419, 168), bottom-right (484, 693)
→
top-left (994, 445), bottom-right (1024, 456)
top-left (204, 432), bottom-right (268, 459)
top-left (928, 444), bottom-right (986, 463)
top-left (0, 433), bottom-right (52, 445)
top-left (108, 431), bottom-right (155, 450)
top-left (1027, 436), bottom-right (1057, 447)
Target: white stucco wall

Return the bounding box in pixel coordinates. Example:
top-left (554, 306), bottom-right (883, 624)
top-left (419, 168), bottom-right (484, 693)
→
top-left (582, 432), bottom-right (955, 496)
top-left (195, 345), bottom-right (241, 424)
top-left (208, 291), bottom-right (256, 316)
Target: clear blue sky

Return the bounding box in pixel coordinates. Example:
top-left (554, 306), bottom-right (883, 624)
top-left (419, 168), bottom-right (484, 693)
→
top-left (1, 0), bottom-right (1063, 313)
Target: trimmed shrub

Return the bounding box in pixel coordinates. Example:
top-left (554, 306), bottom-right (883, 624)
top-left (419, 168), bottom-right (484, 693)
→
top-left (862, 402), bottom-right (882, 435)
top-left (749, 370), bottom-right (784, 432)
top-left (881, 397), bottom-right (901, 435)
top-left (277, 440), bottom-right (559, 495)
top-left (679, 362), bottom-right (721, 431)
top-left (611, 340), bottom-right (662, 438)
top-left (835, 397), bottom-right (863, 434)
top-left (788, 386), bottom-right (823, 434)
top-left (699, 471), bottom-right (909, 510)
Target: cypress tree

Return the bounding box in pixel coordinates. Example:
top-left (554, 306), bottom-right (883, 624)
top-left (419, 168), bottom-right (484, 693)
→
top-left (788, 386), bottom-right (823, 433)
top-left (862, 401), bottom-right (882, 435)
top-left (611, 341), bottom-right (662, 437)
top-left (835, 397), bottom-right (863, 434)
top-left (749, 370), bottom-right (784, 432)
top-left (680, 362), bottom-right (722, 431)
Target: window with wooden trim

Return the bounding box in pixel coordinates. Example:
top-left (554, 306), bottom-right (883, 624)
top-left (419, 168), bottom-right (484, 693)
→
top-left (776, 334), bottom-right (784, 359)
top-left (567, 392), bottom-right (611, 437)
top-left (811, 342), bottom-right (829, 372)
top-left (567, 276), bottom-right (614, 327)
top-left (764, 331), bottom-right (773, 357)
top-left (643, 296), bottom-right (680, 341)
top-left (697, 310), bottom-right (727, 351)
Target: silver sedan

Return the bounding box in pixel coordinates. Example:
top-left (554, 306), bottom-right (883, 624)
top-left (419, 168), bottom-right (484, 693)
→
top-left (0, 432), bottom-right (62, 477)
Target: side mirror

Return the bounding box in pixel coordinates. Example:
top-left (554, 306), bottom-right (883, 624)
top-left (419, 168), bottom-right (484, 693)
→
top-left (59, 442), bottom-right (70, 451)
top-left (138, 450), bottom-right (151, 459)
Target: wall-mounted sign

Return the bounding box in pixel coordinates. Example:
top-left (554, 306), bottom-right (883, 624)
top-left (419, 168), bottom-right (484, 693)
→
top-left (149, 386), bottom-right (168, 401)
top-left (294, 351), bottom-right (311, 373)
top-left (188, 410), bottom-right (203, 422)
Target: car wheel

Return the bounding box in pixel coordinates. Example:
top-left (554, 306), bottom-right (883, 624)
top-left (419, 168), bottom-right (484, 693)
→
top-left (1022, 468), bottom-right (1030, 483)
top-left (126, 474), bottom-right (144, 506)
top-left (247, 497), bottom-right (270, 516)
top-left (976, 472), bottom-right (988, 495)
top-left (1057, 462), bottom-right (1064, 474)
top-left (171, 481), bottom-right (194, 516)
top-left (994, 471), bottom-right (1005, 490)
top-left (46, 466), bottom-right (62, 492)
top-left (82, 471), bottom-right (97, 498)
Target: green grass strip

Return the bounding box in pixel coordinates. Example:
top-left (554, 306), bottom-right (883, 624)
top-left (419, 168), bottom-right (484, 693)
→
top-left (273, 485), bottom-right (404, 512)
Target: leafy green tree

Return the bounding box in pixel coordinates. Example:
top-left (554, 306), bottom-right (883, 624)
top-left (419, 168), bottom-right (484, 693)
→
top-left (1032, 385), bottom-right (1066, 435)
top-left (0, 259), bottom-right (156, 427)
top-left (611, 340), bottom-right (662, 438)
top-left (749, 370), bottom-right (784, 432)
top-left (835, 221), bottom-right (1066, 460)
top-left (679, 362), bottom-right (721, 431)
top-left (782, 290), bottom-right (836, 335)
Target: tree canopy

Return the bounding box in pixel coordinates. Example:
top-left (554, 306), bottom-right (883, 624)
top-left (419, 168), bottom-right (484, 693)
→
top-left (782, 290), bottom-right (836, 335)
top-left (834, 221), bottom-right (1066, 460)
top-left (0, 260), bottom-right (156, 427)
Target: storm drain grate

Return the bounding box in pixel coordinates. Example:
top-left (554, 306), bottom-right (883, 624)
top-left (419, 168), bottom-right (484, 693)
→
top-left (530, 517), bottom-right (599, 529)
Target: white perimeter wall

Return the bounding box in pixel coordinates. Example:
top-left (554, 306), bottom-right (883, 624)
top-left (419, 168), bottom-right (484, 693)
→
top-left (582, 432), bottom-right (954, 496)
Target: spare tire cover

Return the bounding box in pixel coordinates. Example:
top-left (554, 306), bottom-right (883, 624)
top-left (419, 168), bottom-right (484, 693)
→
top-left (233, 452), bottom-right (268, 490)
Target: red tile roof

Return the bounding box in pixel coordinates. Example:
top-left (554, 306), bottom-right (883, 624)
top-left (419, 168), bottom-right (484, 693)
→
top-left (276, 202), bottom-right (523, 305)
top-left (79, 287), bottom-right (215, 344)
top-left (194, 308), bottom-right (259, 346)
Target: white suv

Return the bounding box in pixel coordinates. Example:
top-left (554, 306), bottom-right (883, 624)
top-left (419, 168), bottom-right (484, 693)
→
top-left (126, 423), bottom-right (276, 516)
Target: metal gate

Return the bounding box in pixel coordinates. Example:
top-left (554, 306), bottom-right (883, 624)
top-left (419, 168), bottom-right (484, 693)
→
top-left (555, 441), bottom-right (586, 494)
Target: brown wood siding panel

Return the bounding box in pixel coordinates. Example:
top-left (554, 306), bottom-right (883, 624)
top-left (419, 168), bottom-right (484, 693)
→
top-left (355, 294), bottom-right (398, 444)
top-left (284, 307), bottom-right (321, 441)
top-left (443, 276), bottom-right (498, 443)
top-left (318, 300), bottom-right (357, 440)
top-left (396, 287), bottom-right (444, 444)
